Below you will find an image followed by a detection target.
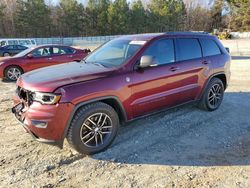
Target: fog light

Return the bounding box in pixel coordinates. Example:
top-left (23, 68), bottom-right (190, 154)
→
top-left (31, 120), bottom-right (48, 128)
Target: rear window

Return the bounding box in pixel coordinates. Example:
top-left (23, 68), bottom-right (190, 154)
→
top-left (60, 46), bottom-right (75, 54)
top-left (175, 38), bottom-right (202, 61)
top-left (200, 39), bottom-right (221, 57)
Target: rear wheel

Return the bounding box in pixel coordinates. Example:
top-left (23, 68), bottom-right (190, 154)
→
top-left (3, 52), bottom-right (10, 57)
top-left (67, 102), bottom-right (119, 154)
top-left (198, 78), bottom-right (224, 111)
top-left (4, 66), bottom-right (23, 81)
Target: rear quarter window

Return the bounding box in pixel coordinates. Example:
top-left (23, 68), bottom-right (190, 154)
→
top-left (200, 38), bottom-right (221, 57)
top-left (175, 38), bottom-right (202, 61)
top-left (63, 47), bottom-right (75, 54)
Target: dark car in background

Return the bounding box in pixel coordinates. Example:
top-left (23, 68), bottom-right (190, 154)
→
top-left (0, 44), bottom-right (89, 81)
top-left (0, 45), bottom-right (28, 57)
top-left (12, 32), bottom-right (231, 154)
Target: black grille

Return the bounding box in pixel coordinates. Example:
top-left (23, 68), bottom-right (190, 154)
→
top-left (16, 87), bottom-right (33, 105)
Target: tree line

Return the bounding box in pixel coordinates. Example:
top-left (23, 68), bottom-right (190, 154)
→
top-left (0, 0), bottom-right (249, 38)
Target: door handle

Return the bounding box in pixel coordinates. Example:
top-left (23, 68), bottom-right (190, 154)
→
top-left (48, 57), bottom-right (52, 60)
top-left (68, 55), bottom-right (73, 58)
top-left (170, 67), bottom-right (180, 71)
top-left (202, 60), bottom-right (209, 65)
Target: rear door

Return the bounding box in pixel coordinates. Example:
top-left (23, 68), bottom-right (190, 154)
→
top-left (5, 45), bottom-right (15, 55)
top-left (60, 46), bottom-right (82, 62)
top-left (51, 46), bottom-right (78, 64)
top-left (173, 38), bottom-right (211, 100)
top-left (199, 38), bottom-right (224, 71)
top-left (11, 45), bottom-right (21, 55)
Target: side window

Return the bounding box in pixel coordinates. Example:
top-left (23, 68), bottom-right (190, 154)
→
top-left (200, 39), bottom-right (221, 57)
top-left (8, 40), bottom-right (18, 45)
top-left (142, 39), bottom-right (175, 65)
top-left (176, 38), bottom-right (202, 61)
top-left (17, 45), bottom-right (27, 50)
top-left (53, 47), bottom-right (63, 55)
top-left (62, 47), bottom-right (75, 54)
top-left (25, 40), bottom-right (31, 45)
top-left (32, 47), bottom-right (52, 57)
top-left (6, 45), bottom-right (14, 50)
top-left (19, 40), bottom-right (30, 45)
top-left (53, 47), bottom-right (75, 55)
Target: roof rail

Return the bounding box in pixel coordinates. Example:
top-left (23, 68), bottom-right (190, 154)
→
top-left (165, 31), bottom-right (209, 35)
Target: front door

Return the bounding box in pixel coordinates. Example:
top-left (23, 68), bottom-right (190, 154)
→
top-left (26, 46), bottom-right (55, 71)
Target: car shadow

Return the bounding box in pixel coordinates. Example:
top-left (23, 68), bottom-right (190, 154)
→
top-left (93, 92), bottom-right (250, 166)
top-left (1, 79), bottom-right (15, 83)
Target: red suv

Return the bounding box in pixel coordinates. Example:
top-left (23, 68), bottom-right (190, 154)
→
top-left (0, 45), bottom-right (88, 81)
top-left (12, 32), bottom-right (231, 154)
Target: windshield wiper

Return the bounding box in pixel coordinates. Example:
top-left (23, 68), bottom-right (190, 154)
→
top-left (92, 62), bottom-right (106, 67)
top-left (79, 59), bottom-right (87, 63)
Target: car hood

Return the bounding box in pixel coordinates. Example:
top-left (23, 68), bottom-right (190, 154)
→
top-left (0, 56), bottom-right (22, 63)
top-left (17, 62), bottom-right (113, 92)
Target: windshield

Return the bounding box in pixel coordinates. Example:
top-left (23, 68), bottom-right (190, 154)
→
top-left (13, 47), bottom-right (34, 57)
top-left (85, 39), bottom-right (145, 68)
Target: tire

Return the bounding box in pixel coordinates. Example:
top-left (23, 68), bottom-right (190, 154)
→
top-left (67, 102), bottom-right (119, 155)
top-left (3, 52), bottom-right (10, 57)
top-left (4, 66), bottom-right (23, 81)
top-left (198, 78), bottom-right (224, 111)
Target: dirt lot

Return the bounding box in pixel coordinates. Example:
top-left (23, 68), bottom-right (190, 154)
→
top-left (0, 56), bottom-right (250, 188)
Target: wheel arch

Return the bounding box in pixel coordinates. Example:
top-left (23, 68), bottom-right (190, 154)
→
top-left (199, 72), bottom-right (227, 100)
top-left (4, 64), bottom-right (24, 77)
top-left (212, 73), bottom-right (227, 90)
top-left (3, 52), bottom-right (10, 56)
top-left (60, 96), bottom-right (127, 147)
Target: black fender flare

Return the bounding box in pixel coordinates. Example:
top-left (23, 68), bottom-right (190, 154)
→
top-left (58, 96), bottom-right (127, 148)
top-left (198, 71), bottom-right (227, 100)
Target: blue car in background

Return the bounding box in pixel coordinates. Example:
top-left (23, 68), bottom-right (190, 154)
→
top-left (0, 45), bottom-right (28, 57)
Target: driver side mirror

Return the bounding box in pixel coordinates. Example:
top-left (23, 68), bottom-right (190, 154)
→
top-left (139, 55), bottom-right (155, 68)
top-left (27, 53), bottom-right (33, 59)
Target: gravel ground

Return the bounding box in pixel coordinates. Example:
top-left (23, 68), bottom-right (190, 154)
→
top-left (0, 56), bottom-right (250, 188)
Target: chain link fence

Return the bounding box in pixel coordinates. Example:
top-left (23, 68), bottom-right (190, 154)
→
top-left (34, 34), bottom-right (250, 55)
top-left (35, 35), bottom-right (120, 49)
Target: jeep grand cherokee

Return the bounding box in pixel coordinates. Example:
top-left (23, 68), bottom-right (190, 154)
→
top-left (12, 32), bottom-right (231, 154)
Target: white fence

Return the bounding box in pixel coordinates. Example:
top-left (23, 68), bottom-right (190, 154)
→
top-left (230, 32), bottom-right (250, 39)
top-left (34, 35), bottom-right (120, 47)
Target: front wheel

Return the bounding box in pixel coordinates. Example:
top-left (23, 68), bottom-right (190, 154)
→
top-left (4, 66), bottom-right (23, 81)
top-left (198, 78), bottom-right (225, 111)
top-left (67, 102), bottom-right (119, 154)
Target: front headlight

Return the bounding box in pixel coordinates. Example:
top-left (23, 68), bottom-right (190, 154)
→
top-left (32, 92), bottom-right (61, 105)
